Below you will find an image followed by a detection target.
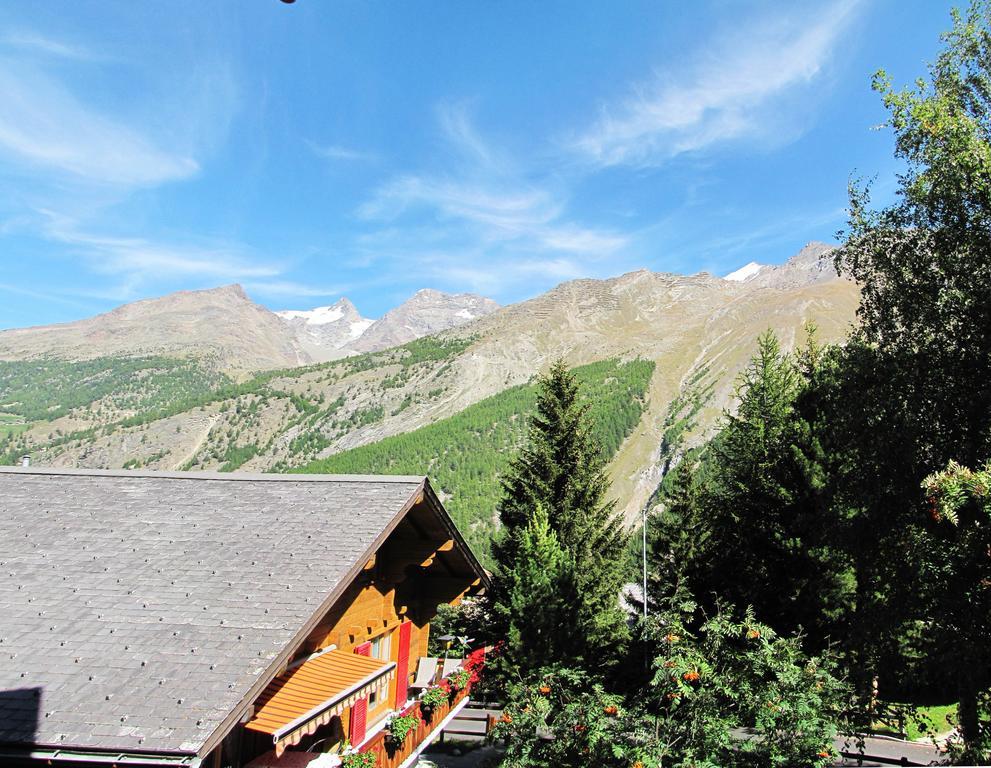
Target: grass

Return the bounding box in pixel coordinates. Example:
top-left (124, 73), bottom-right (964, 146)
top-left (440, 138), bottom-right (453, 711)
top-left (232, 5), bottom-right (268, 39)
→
top-left (0, 422), bottom-right (29, 440)
top-left (872, 701), bottom-right (957, 740)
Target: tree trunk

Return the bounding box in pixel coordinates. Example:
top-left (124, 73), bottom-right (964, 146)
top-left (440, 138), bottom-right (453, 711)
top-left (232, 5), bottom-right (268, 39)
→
top-left (957, 675), bottom-right (980, 760)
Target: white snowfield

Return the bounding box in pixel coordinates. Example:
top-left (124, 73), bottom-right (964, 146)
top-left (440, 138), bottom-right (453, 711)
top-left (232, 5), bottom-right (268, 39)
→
top-left (723, 261), bottom-right (766, 282)
top-left (276, 305), bottom-right (346, 325)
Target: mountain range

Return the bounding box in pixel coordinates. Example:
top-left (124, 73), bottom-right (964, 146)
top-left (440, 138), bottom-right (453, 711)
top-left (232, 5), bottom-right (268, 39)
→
top-left (0, 285), bottom-right (499, 373)
top-left (0, 242), bottom-right (858, 545)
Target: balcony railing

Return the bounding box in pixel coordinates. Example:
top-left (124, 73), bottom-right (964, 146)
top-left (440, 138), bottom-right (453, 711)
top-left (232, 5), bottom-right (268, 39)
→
top-left (358, 682), bottom-right (471, 768)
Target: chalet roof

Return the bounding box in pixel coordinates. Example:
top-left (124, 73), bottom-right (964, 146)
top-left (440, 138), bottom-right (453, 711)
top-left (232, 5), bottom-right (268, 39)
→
top-left (0, 468), bottom-right (457, 759)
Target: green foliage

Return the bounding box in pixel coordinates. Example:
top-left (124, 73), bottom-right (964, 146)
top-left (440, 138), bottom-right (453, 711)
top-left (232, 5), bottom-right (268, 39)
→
top-left (340, 749), bottom-right (376, 768)
top-left (312, 334), bottom-right (476, 379)
top-left (824, 3), bottom-right (991, 757)
top-left (659, 365), bottom-right (714, 460)
top-left (488, 360), bottom-right (634, 682)
top-left (919, 460), bottom-right (991, 758)
top-left (448, 668), bottom-right (470, 692)
top-left (296, 358), bottom-right (653, 559)
top-left (387, 712), bottom-right (420, 743)
top-left (640, 605), bottom-right (847, 768)
top-left (486, 503), bottom-right (582, 688)
top-left (495, 669), bottom-right (634, 768)
top-left (218, 443), bottom-right (259, 472)
top-left (0, 356), bottom-right (228, 424)
top-left (495, 608), bottom-right (847, 768)
top-left (419, 685), bottom-right (448, 709)
top-left (651, 331), bottom-right (855, 647)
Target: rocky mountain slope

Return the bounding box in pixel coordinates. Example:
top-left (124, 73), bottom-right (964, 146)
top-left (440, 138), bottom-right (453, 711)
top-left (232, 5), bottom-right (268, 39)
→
top-left (0, 285), bottom-right (499, 373)
top-left (275, 298), bottom-right (373, 361)
top-left (0, 242), bottom-right (859, 528)
top-left (0, 284), bottom-right (309, 375)
top-left (350, 289), bottom-right (500, 352)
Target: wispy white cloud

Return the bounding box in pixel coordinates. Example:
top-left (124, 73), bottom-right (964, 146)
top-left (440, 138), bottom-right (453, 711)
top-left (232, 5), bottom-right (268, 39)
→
top-left (0, 62), bottom-right (199, 187)
top-left (307, 141), bottom-right (379, 163)
top-left (571, 0), bottom-right (861, 168)
top-left (2, 32), bottom-right (95, 60)
top-left (0, 281), bottom-right (96, 311)
top-left (244, 279), bottom-right (349, 298)
top-left (38, 213), bottom-right (282, 302)
top-left (355, 104), bottom-right (629, 294)
top-left (433, 256), bottom-right (589, 294)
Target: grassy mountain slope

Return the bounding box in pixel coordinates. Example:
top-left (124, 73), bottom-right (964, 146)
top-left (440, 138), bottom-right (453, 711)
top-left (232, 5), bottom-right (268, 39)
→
top-left (296, 358), bottom-right (655, 559)
top-left (0, 357), bottom-right (230, 463)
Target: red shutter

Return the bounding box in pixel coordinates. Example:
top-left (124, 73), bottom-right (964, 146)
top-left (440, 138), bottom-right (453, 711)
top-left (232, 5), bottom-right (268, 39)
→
top-left (350, 642), bottom-right (372, 744)
top-left (394, 622), bottom-right (412, 706)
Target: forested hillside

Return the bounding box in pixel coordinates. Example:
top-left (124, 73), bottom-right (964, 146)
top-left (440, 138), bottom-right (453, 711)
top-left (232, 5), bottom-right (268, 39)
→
top-left (298, 358), bottom-right (654, 558)
top-left (0, 357), bottom-right (230, 461)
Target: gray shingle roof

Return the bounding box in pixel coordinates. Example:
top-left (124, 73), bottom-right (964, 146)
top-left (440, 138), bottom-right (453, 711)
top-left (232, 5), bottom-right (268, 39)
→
top-left (0, 468), bottom-right (425, 757)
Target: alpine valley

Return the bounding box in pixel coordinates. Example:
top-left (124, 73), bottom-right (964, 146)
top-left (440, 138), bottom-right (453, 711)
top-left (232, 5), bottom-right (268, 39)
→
top-left (0, 242), bottom-right (857, 557)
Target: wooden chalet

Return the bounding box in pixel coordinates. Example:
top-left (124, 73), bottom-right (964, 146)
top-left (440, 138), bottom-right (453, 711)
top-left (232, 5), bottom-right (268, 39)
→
top-left (0, 468), bottom-right (488, 768)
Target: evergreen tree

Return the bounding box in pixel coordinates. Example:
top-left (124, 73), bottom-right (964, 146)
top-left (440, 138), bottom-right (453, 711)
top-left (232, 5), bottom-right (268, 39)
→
top-left (652, 331), bottom-right (854, 645)
top-left (646, 457), bottom-right (709, 608)
top-left (486, 504), bottom-right (581, 686)
top-left (489, 360), bottom-right (630, 676)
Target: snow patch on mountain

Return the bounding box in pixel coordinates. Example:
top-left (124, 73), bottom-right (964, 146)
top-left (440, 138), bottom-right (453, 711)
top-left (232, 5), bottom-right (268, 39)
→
top-left (276, 305), bottom-right (345, 325)
top-left (724, 261), bottom-right (766, 282)
top-left (277, 291), bottom-right (499, 357)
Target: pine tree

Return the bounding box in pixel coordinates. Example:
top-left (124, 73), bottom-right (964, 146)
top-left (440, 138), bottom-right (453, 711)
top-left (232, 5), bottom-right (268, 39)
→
top-left (656, 331), bottom-right (854, 644)
top-left (646, 457), bottom-right (710, 608)
top-left (489, 360), bottom-right (630, 674)
top-left (486, 503), bottom-right (581, 686)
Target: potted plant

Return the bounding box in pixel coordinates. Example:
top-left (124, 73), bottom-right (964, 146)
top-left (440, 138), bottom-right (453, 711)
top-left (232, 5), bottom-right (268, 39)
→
top-left (448, 668), bottom-right (470, 693)
top-left (387, 712), bottom-right (419, 745)
top-left (420, 684), bottom-right (448, 717)
top-left (340, 750), bottom-right (377, 768)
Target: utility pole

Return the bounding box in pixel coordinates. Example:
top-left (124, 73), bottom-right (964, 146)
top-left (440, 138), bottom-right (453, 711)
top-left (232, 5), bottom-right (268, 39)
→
top-left (642, 502), bottom-right (648, 620)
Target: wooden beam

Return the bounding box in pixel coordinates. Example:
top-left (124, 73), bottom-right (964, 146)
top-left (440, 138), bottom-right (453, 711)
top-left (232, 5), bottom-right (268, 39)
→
top-left (378, 537), bottom-right (456, 582)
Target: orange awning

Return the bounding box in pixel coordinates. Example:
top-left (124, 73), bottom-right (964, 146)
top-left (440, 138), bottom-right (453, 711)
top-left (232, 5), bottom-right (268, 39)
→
top-left (245, 649), bottom-right (396, 755)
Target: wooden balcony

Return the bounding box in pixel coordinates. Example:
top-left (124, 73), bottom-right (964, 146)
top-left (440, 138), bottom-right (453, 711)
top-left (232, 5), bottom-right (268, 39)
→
top-left (358, 683), bottom-right (472, 768)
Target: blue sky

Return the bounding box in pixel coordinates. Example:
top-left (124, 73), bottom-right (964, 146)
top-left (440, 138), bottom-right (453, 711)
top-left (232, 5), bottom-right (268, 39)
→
top-left (0, 0), bottom-right (957, 328)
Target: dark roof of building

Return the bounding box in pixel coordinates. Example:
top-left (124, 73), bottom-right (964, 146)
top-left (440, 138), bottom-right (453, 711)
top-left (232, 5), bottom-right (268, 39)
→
top-left (0, 468), bottom-right (437, 757)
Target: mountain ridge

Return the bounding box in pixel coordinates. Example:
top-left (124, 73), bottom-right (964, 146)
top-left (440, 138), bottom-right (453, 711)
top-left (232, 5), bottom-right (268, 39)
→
top-left (0, 284), bottom-right (501, 373)
top-left (0, 241), bottom-right (858, 527)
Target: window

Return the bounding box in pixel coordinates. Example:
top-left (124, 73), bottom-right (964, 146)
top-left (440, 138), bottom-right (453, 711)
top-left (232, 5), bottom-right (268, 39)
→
top-left (367, 631), bottom-right (392, 711)
top-left (370, 632), bottom-right (391, 662)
